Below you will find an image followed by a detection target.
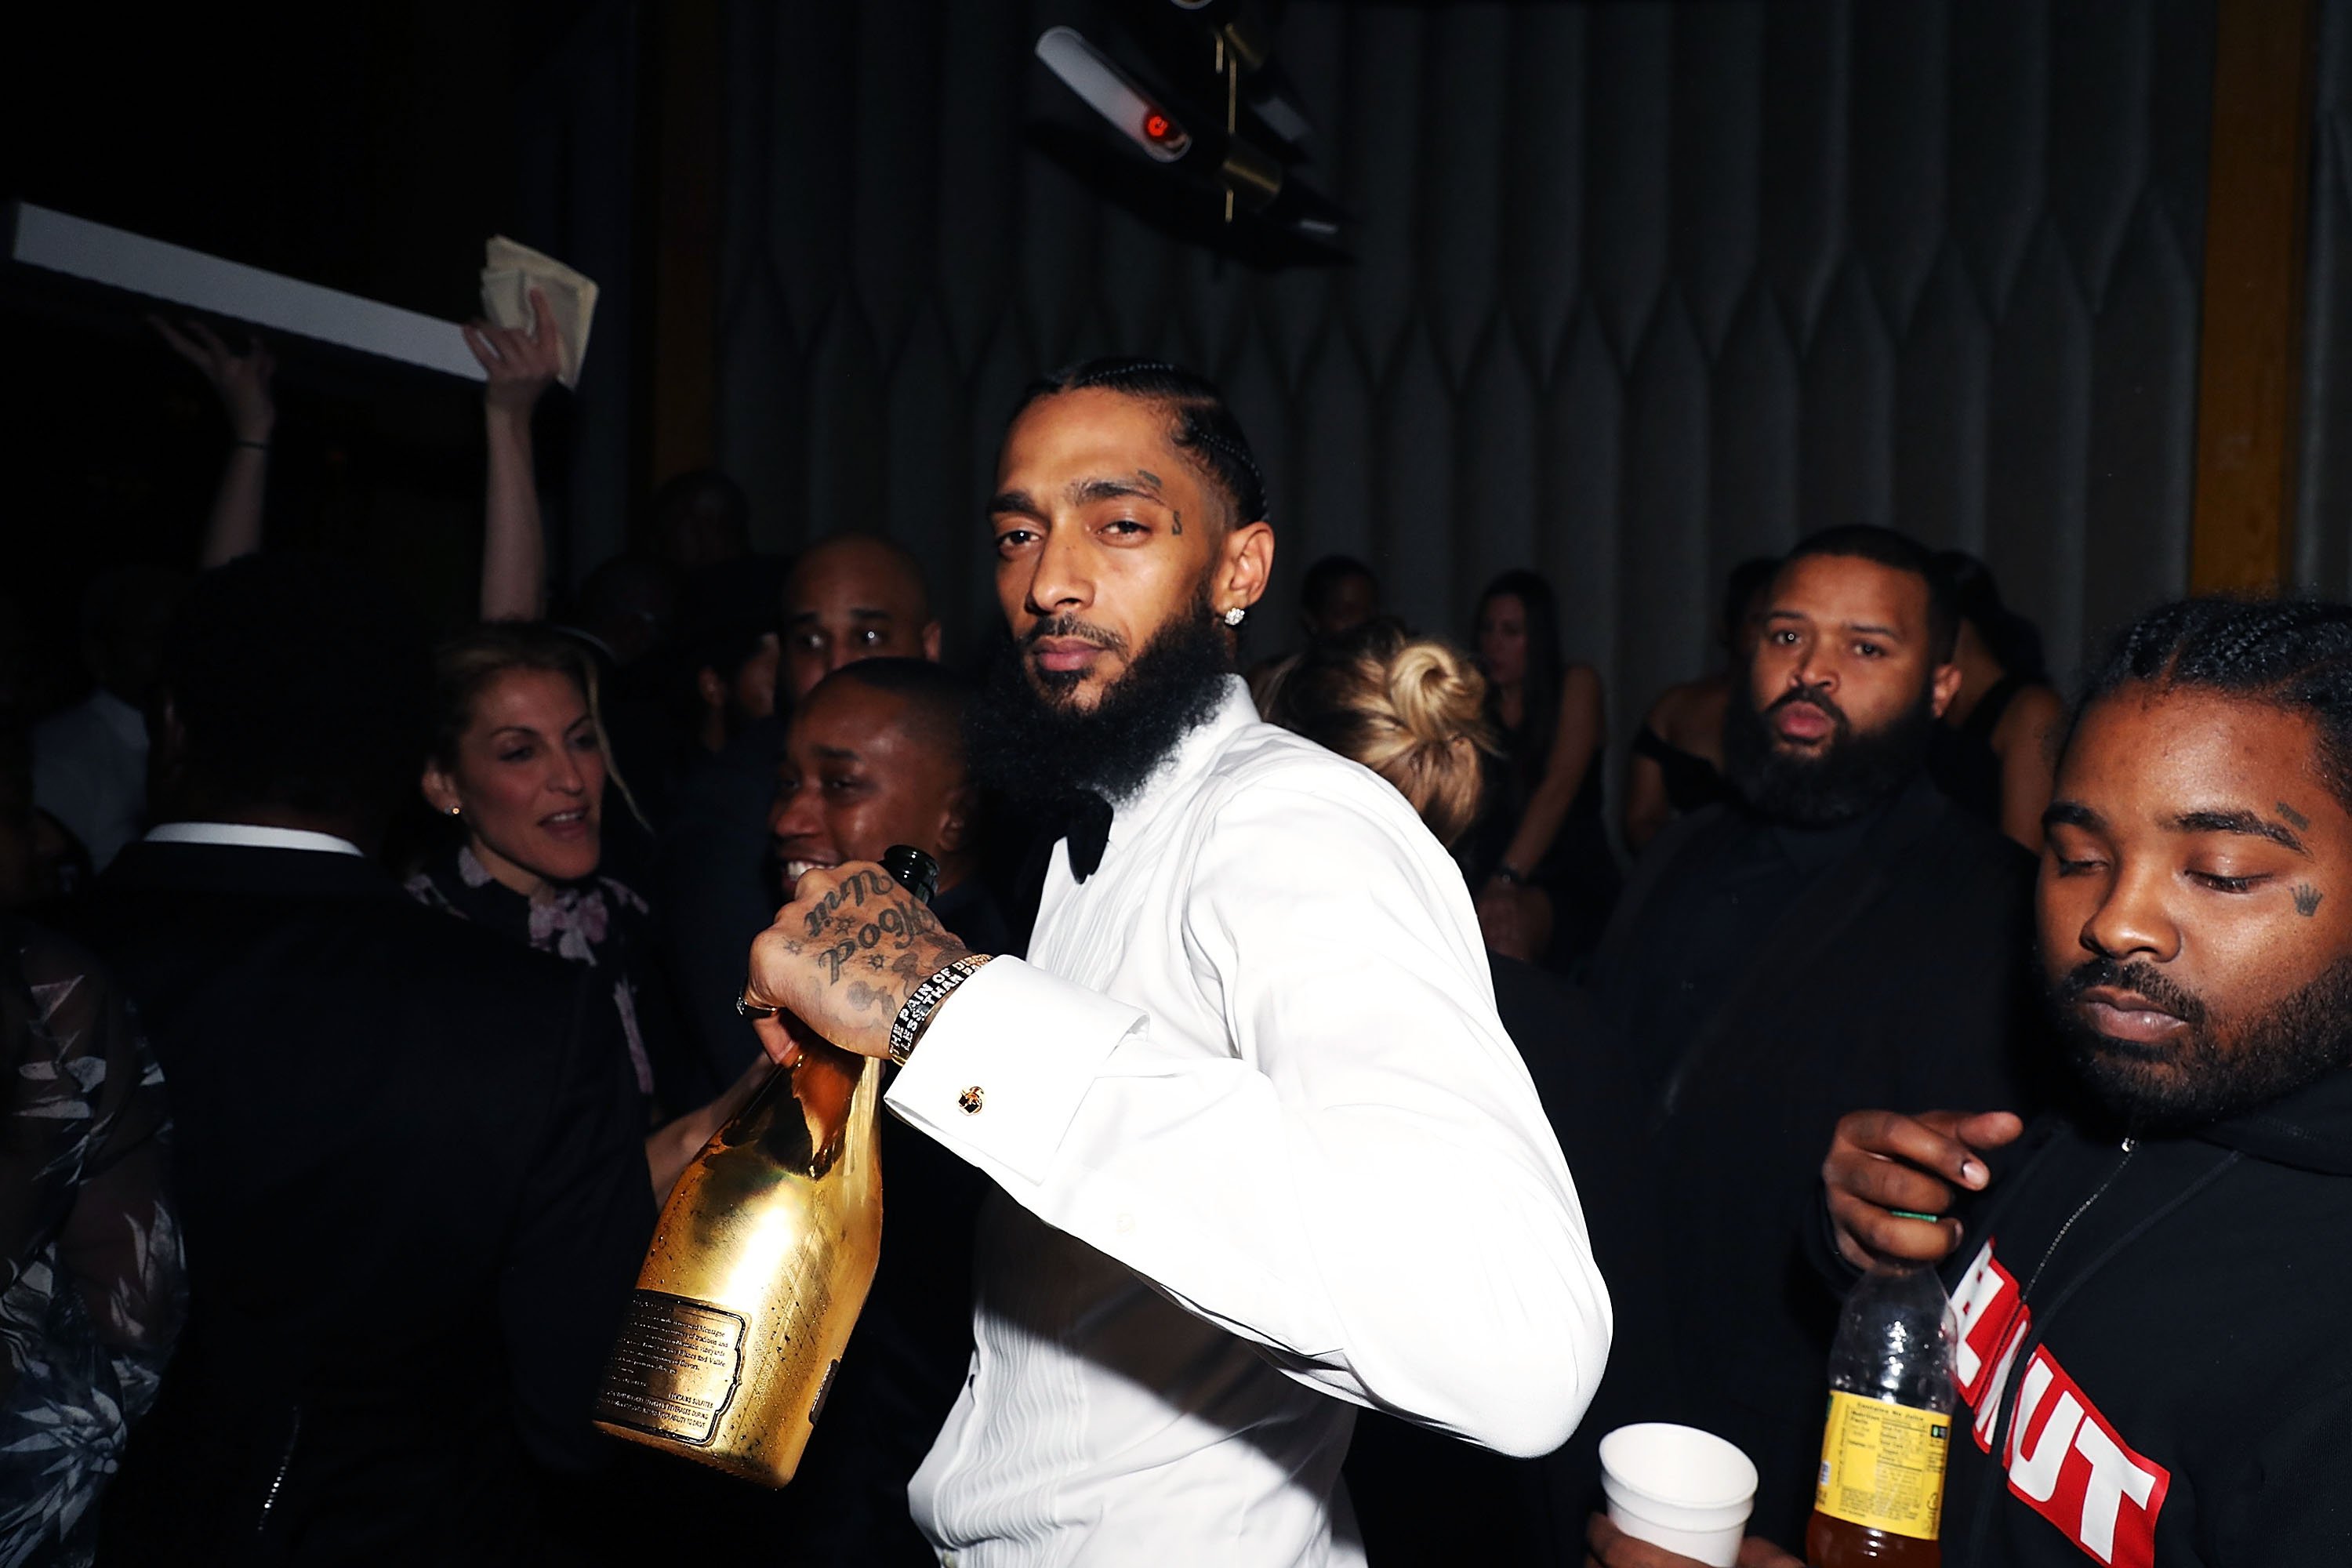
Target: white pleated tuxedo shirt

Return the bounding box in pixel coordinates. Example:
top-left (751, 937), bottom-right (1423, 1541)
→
top-left (885, 678), bottom-right (1612, 1567)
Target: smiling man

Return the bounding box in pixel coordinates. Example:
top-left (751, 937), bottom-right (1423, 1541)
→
top-left (742, 358), bottom-right (1610, 1567)
top-left (770, 657), bottom-right (1008, 956)
top-left (763, 657), bottom-right (1008, 1566)
top-left (1809, 597), bottom-right (2352, 1567)
top-left (1586, 524), bottom-right (2043, 1546)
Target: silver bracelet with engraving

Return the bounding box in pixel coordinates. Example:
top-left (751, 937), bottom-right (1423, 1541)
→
top-left (890, 954), bottom-right (993, 1065)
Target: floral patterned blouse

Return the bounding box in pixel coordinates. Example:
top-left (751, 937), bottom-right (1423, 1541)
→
top-left (0, 921), bottom-right (181, 1568)
top-left (405, 845), bottom-right (662, 1105)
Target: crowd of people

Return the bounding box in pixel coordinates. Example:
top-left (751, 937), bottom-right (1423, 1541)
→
top-left (4, 308), bottom-right (2349, 1568)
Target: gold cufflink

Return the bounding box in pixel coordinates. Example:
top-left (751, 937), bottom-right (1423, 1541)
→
top-left (958, 1086), bottom-right (985, 1115)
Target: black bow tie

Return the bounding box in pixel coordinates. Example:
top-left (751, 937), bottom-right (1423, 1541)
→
top-left (1057, 792), bottom-right (1115, 882)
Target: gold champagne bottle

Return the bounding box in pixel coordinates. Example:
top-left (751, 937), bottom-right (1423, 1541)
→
top-left (593, 845), bottom-right (938, 1484)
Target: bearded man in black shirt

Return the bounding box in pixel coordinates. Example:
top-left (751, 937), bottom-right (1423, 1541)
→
top-left (1588, 525), bottom-right (2041, 1547)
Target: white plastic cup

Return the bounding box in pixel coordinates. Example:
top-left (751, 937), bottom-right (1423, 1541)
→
top-left (1597, 1422), bottom-right (1759, 1568)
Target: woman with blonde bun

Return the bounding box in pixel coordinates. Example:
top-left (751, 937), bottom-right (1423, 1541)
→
top-left (1264, 620), bottom-right (1675, 1568)
top-left (1261, 619), bottom-right (1494, 851)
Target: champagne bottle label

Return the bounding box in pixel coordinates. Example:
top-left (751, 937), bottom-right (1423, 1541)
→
top-left (1814, 1389), bottom-right (1949, 1541)
top-left (595, 1291), bottom-right (747, 1446)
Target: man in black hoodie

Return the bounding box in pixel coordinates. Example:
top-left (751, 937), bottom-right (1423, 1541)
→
top-left (1599, 597), bottom-right (2352, 1568)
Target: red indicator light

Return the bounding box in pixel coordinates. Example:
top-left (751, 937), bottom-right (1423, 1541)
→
top-left (1145, 113), bottom-right (1171, 141)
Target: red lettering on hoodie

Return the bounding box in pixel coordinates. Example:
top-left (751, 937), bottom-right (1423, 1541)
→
top-left (1953, 1238), bottom-right (2025, 1410)
top-left (1948, 1240), bottom-right (2172, 1566)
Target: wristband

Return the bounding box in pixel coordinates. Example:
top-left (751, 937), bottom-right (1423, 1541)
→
top-left (233, 438), bottom-right (270, 452)
top-left (889, 954), bottom-right (993, 1065)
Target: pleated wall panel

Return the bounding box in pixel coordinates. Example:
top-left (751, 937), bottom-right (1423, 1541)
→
top-left (717, 0), bottom-right (2212, 791)
top-left (511, 0), bottom-right (640, 583)
top-left (2299, 0), bottom-right (2352, 595)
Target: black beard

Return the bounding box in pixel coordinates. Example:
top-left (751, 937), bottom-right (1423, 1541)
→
top-left (1722, 674), bottom-right (1936, 826)
top-left (2048, 952), bottom-right (2352, 1136)
top-left (965, 598), bottom-right (1236, 812)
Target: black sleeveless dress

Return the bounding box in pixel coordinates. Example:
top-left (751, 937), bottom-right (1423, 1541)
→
top-left (1464, 713), bottom-right (1622, 970)
top-left (1631, 724), bottom-right (1731, 815)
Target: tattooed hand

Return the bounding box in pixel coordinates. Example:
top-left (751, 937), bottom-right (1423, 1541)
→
top-left (743, 862), bottom-right (974, 1060)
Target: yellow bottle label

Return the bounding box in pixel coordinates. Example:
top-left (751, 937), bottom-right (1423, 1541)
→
top-left (1814, 1388), bottom-right (1949, 1541)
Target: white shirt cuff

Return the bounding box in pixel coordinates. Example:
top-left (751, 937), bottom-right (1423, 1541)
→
top-left (884, 956), bottom-right (1146, 1185)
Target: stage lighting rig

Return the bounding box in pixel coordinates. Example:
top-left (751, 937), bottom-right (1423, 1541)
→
top-left (1033, 21), bottom-right (1342, 251)
top-left (1163, 0), bottom-right (1315, 151)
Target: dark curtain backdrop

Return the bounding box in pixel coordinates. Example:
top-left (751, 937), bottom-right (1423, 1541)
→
top-left (714, 0), bottom-right (2212, 802)
top-left (2299, 0), bottom-right (2352, 596)
top-left (513, 0), bottom-right (641, 586)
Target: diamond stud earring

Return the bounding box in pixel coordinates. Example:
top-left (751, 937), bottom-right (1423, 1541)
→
top-left (1222, 606), bottom-right (1247, 627)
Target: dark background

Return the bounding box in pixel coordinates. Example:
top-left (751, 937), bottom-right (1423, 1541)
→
top-left (1, 0), bottom-right (618, 710)
top-left (5, 0), bottom-right (2345, 776)
top-left (706, 0), bottom-right (2216, 729)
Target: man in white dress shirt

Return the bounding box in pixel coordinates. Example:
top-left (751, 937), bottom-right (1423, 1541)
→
top-left (744, 359), bottom-right (1611, 1567)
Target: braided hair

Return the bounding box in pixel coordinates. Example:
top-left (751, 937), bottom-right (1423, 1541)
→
top-left (2080, 598), bottom-right (2352, 811)
top-left (1016, 358), bottom-right (1269, 528)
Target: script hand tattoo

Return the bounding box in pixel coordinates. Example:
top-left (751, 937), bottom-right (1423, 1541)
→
top-left (2296, 883), bottom-right (2325, 917)
top-left (751, 862), bottom-right (974, 1056)
top-left (799, 866), bottom-right (895, 941)
top-left (799, 869), bottom-right (953, 988)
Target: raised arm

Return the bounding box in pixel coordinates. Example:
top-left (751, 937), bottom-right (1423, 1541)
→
top-left (463, 289), bottom-right (561, 622)
top-left (152, 317), bottom-right (275, 568)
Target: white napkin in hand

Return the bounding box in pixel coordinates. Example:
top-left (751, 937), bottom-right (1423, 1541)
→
top-left (480, 236), bottom-right (597, 388)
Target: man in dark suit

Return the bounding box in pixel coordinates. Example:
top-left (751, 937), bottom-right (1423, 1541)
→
top-left (1587, 527), bottom-right (2042, 1549)
top-left (91, 556), bottom-right (655, 1565)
